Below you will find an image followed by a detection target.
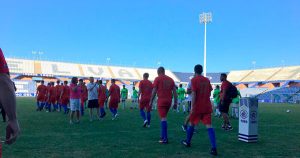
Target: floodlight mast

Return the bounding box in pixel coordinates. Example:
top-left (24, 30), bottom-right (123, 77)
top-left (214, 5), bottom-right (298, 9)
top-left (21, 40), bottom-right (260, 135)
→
top-left (199, 12), bottom-right (212, 77)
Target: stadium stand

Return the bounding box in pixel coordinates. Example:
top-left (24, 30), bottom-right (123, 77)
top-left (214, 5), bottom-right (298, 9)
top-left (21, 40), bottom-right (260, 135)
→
top-left (268, 66), bottom-right (300, 81)
top-left (229, 66), bottom-right (300, 82)
top-left (5, 58), bottom-right (300, 103)
top-left (173, 72), bottom-right (222, 84)
top-left (239, 88), bottom-right (269, 97)
top-left (257, 87), bottom-right (300, 103)
top-left (6, 58), bottom-right (180, 82)
top-left (13, 80), bottom-right (36, 97)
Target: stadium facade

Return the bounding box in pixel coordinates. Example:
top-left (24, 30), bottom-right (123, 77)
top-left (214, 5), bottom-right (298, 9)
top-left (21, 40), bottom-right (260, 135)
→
top-left (7, 58), bottom-right (300, 103)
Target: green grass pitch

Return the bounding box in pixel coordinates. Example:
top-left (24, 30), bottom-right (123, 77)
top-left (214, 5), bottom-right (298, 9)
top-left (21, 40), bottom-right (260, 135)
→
top-left (1, 97), bottom-right (300, 158)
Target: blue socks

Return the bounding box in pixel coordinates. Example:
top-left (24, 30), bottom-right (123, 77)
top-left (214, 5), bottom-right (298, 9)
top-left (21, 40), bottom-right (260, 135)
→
top-left (140, 110), bottom-right (151, 125)
top-left (80, 106), bottom-right (84, 116)
top-left (161, 121), bottom-right (168, 140)
top-left (41, 102), bottom-right (45, 109)
top-left (208, 128), bottom-right (217, 149)
top-left (100, 107), bottom-right (105, 115)
top-left (110, 108), bottom-right (117, 116)
top-left (147, 112), bottom-right (151, 125)
top-left (140, 110), bottom-right (146, 121)
top-left (110, 108), bottom-right (114, 114)
top-left (185, 126), bottom-right (217, 149)
top-left (186, 126), bottom-right (195, 143)
top-left (63, 105), bottom-right (68, 114)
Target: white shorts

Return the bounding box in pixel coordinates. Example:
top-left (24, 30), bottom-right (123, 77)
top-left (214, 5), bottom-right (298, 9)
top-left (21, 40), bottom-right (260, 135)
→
top-left (231, 103), bottom-right (239, 108)
top-left (70, 99), bottom-right (80, 111)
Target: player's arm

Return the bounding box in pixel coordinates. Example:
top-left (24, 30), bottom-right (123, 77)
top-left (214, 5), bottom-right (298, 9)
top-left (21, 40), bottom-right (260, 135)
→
top-left (222, 88), bottom-right (228, 103)
top-left (138, 90), bottom-right (141, 101)
top-left (107, 88), bottom-right (111, 100)
top-left (149, 88), bottom-right (157, 107)
top-left (191, 90), bottom-right (196, 111)
top-left (60, 88), bottom-right (64, 99)
top-left (106, 93), bottom-right (110, 100)
top-left (118, 89), bottom-right (121, 101)
top-left (35, 88), bottom-right (39, 98)
top-left (172, 87), bottom-right (178, 109)
top-left (47, 90), bottom-right (50, 100)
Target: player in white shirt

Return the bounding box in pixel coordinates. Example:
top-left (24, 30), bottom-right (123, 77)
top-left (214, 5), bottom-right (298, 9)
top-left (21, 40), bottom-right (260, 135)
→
top-left (86, 77), bottom-right (99, 121)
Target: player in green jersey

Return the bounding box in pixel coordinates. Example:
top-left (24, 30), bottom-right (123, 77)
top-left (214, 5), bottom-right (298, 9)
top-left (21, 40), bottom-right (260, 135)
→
top-left (131, 87), bottom-right (138, 109)
top-left (213, 85), bottom-right (221, 117)
top-left (121, 85), bottom-right (128, 109)
top-left (177, 84), bottom-right (186, 113)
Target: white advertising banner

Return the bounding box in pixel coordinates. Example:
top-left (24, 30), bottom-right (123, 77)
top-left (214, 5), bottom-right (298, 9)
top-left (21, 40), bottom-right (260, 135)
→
top-left (238, 97), bottom-right (258, 142)
top-left (6, 58), bottom-right (35, 74)
top-left (41, 61), bottom-right (81, 76)
top-left (81, 64), bottom-right (112, 78)
top-left (109, 66), bottom-right (141, 80)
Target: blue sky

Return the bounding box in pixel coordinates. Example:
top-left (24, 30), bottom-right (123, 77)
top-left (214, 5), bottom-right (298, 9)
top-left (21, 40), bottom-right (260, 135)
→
top-left (1, 0), bottom-right (299, 73)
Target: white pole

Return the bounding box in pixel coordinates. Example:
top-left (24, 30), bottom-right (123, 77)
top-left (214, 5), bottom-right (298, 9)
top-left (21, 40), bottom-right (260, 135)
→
top-left (200, 12), bottom-right (212, 77)
top-left (203, 22), bottom-right (207, 77)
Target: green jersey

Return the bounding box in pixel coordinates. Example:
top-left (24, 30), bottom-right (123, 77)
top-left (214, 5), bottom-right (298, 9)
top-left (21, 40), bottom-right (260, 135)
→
top-left (177, 88), bottom-right (186, 100)
top-left (132, 89), bottom-right (138, 99)
top-left (232, 90), bottom-right (241, 104)
top-left (121, 88), bottom-right (128, 99)
top-left (213, 89), bottom-right (221, 104)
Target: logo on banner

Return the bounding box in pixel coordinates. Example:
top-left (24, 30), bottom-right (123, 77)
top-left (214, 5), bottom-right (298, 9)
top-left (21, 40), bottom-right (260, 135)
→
top-left (250, 111), bottom-right (257, 123)
top-left (240, 103), bottom-right (248, 123)
top-left (240, 109), bottom-right (248, 120)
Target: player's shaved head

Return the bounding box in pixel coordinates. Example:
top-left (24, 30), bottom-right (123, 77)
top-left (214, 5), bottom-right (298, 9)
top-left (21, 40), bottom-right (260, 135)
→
top-left (194, 64), bottom-right (203, 75)
top-left (221, 73), bottom-right (227, 78)
top-left (71, 77), bottom-right (78, 84)
top-left (157, 67), bottom-right (165, 75)
top-left (143, 73), bottom-right (149, 79)
top-left (111, 79), bottom-right (116, 83)
top-left (89, 77), bottom-right (94, 83)
top-left (220, 73), bottom-right (227, 82)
